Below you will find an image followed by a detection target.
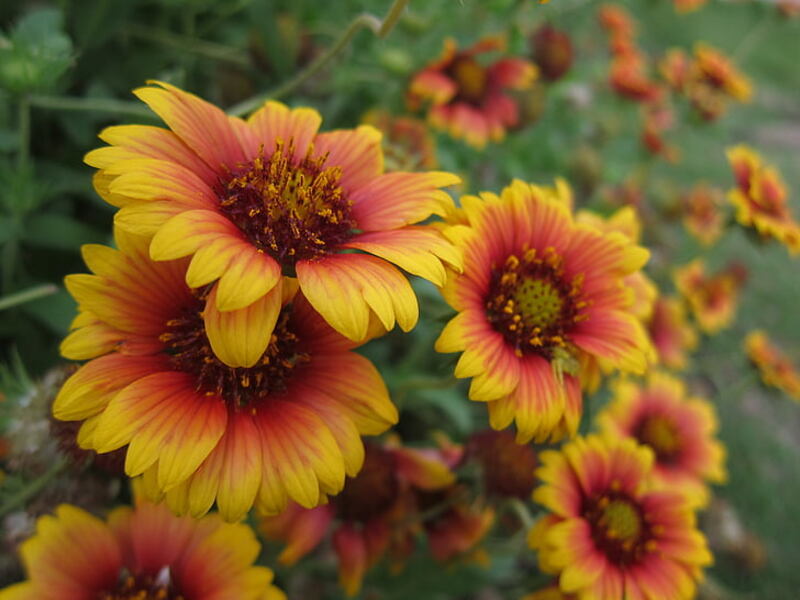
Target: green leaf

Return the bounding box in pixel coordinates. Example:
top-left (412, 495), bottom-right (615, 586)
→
top-left (22, 213), bottom-right (104, 250)
top-left (0, 8), bottom-right (74, 94)
top-left (0, 215), bottom-right (16, 244)
top-left (21, 288), bottom-right (75, 335)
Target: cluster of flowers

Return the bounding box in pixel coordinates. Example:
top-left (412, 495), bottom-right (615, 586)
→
top-left (1, 10), bottom-right (797, 599)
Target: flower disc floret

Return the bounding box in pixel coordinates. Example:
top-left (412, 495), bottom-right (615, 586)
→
top-left (218, 142), bottom-right (355, 266)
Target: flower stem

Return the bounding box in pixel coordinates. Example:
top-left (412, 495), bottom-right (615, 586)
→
top-left (17, 95), bottom-right (30, 171)
top-left (0, 283), bottom-right (58, 311)
top-left (125, 23), bottom-right (249, 66)
top-left (28, 95), bottom-right (153, 118)
top-left (228, 0), bottom-right (410, 117)
top-left (0, 458), bottom-right (69, 519)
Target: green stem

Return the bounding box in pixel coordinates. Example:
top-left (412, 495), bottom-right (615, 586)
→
top-left (28, 95), bottom-right (153, 118)
top-left (0, 458), bottom-right (69, 519)
top-left (228, 0), bottom-right (410, 116)
top-left (507, 498), bottom-right (535, 530)
top-left (0, 283), bottom-right (58, 311)
top-left (377, 0), bottom-right (410, 37)
top-left (125, 24), bottom-right (249, 66)
top-left (17, 95), bottom-right (30, 171)
top-left (1, 238), bottom-right (19, 295)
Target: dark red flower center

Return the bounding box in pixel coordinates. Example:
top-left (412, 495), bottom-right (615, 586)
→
top-left (449, 56), bottom-right (488, 105)
top-left (217, 141), bottom-right (356, 270)
top-left (160, 296), bottom-right (310, 408)
top-left (583, 491), bottom-right (654, 566)
top-left (99, 569), bottom-right (183, 600)
top-left (486, 247), bottom-right (587, 360)
top-left (634, 413), bottom-right (682, 464)
top-left (335, 443), bottom-right (399, 522)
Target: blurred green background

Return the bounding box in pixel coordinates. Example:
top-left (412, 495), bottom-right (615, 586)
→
top-left (0, 0), bottom-right (799, 597)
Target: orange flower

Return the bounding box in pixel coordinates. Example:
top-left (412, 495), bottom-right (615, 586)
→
top-left (436, 180), bottom-right (650, 443)
top-left (531, 434), bottom-right (712, 600)
top-left (0, 499), bottom-right (285, 600)
top-left (726, 145), bottom-right (800, 254)
top-left (598, 372), bottom-right (727, 507)
top-left (745, 330), bottom-right (800, 402)
top-left (690, 43), bottom-right (752, 102)
top-left (55, 229), bottom-right (397, 520)
top-left (598, 4), bottom-right (637, 39)
top-left (408, 36), bottom-right (537, 148)
top-left (647, 296), bottom-right (699, 370)
top-left (674, 259), bottom-right (745, 334)
top-left (260, 440), bottom-right (481, 596)
top-left (609, 56), bottom-right (664, 103)
top-left (86, 81), bottom-right (462, 342)
top-left (361, 109), bottom-right (438, 170)
top-left (682, 183), bottom-right (725, 247)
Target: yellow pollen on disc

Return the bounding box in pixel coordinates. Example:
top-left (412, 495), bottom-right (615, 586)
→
top-left (512, 277), bottom-right (565, 331)
top-left (639, 415), bottom-right (681, 457)
top-left (451, 57), bottom-right (488, 103)
top-left (599, 499), bottom-right (642, 542)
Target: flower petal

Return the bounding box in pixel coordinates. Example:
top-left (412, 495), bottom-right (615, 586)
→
top-left (297, 253), bottom-right (418, 341)
top-left (204, 280), bottom-right (283, 368)
top-left (343, 226), bottom-right (462, 286)
top-left (351, 171), bottom-right (460, 232)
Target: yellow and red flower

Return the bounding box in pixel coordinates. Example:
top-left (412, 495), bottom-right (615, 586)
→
top-left (408, 36), bottom-right (537, 148)
top-left (86, 81), bottom-right (462, 343)
top-left (745, 330), bottom-right (800, 402)
top-left (647, 296), bottom-right (699, 370)
top-left (531, 434), bottom-right (712, 600)
top-left (678, 43), bottom-right (751, 121)
top-left (0, 499), bottom-right (285, 600)
top-left (726, 145), bottom-right (800, 254)
top-left (674, 259), bottom-right (745, 334)
top-left (54, 228), bottom-right (398, 520)
top-left (260, 439), bottom-right (489, 597)
top-left (598, 372), bottom-right (727, 507)
top-left (361, 109), bottom-right (438, 170)
top-left (436, 180), bottom-right (650, 443)
top-left (682, 183), bottom-right (726, 247)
